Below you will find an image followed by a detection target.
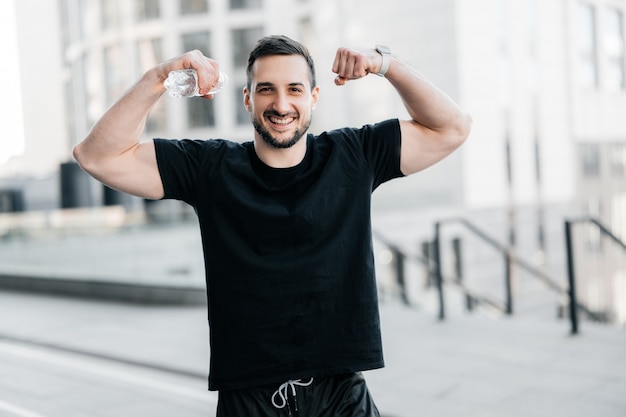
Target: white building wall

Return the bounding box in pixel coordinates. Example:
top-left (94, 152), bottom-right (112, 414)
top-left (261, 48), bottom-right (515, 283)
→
top-left (535, 0), bottom-right (576, 205)
top-left (5, 0), bottom-right (625, 221)
top-left (8, 0), bottom-right (67, 177)
top-left (570, 0), bottom-right (626, 140)
top-left (457, 0), bottom-right (507, 209)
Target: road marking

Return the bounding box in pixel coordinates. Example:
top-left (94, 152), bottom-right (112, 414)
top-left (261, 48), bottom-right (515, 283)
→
top-left (0, 400), bottom-right (49, 417)
top-left (0, 340), bottom-right (217, 405)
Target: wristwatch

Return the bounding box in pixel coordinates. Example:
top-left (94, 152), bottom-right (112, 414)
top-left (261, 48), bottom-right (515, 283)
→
top-left (374, 44), bottom-right (391, 77)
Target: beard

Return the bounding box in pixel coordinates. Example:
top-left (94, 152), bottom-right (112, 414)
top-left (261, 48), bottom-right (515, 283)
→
top-left (252, 111), bottom-right (312, 149)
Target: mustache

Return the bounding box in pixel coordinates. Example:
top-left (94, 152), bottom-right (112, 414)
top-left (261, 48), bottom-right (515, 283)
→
top-left (264, 110), bottom-right (297, 118)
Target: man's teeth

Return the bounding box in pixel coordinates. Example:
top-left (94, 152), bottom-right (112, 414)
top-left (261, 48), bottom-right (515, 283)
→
top-left (269, 116), bottom-right (293, 125)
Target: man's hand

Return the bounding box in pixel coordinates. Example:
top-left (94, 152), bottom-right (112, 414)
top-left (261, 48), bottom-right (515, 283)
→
top-left (332, 46), bottom-right (472, 176)
top-left (73, 49), bottom-right (223, 200)
top-left (332, 47), bottom-right (383, 86)
top-left (158, 50), bottom-right (222, 98)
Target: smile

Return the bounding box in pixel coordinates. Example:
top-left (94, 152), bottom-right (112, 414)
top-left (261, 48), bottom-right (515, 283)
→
top-left (267, 115), bottom-right (296, 128)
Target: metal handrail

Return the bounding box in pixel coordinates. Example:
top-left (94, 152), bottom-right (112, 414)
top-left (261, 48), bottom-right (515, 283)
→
top-left (565, 217), bottom-right (626, 334)
top-left (433, 217), bottom-right (603, 333)
top-left (374, 226), bottom-right (530, 316)
top-left (567, 217), bottom-right (626, 250)
top-left (374, 216), bottom-right (618, 334)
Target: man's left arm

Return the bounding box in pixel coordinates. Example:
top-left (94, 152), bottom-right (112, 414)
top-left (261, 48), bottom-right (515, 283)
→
top-left (333, 47), bottom-right (472, 176)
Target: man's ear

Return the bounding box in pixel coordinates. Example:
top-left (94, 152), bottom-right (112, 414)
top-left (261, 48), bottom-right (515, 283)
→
top-left (311, 86), bottom-right (320, 110)
top-left (243, 87), bottom-right (252, 112)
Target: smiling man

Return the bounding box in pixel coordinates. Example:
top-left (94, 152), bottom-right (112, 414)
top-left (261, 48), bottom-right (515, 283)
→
top-left (248, 56), bottom-right (317, 150)
top-left (73, 35), bottom-right (471, 417)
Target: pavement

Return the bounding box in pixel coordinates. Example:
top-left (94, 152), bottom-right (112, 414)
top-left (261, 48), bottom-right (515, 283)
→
top-left (0, 289), bottom-right (625, 417)
top-left (0, 217), bottom-right (624, 416)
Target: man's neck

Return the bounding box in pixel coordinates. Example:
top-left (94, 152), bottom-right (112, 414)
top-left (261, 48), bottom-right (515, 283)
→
top-left (253, 136), bottom-right (308, 168)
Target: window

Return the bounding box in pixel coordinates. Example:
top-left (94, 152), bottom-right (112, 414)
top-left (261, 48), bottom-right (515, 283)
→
top-left (584, 196), bottom-right (603, 252)
top-left (102, 0), bottom-right (122, 30)
top-left (180, 0), bottom-right (208, 15)
top-left (230, 0), bottom-right (262, 10)
top-left (612, 193), bottom-right (626, 241)
top-left (182, 31), bottom-right (211, 56)
top-left (605, 7), bottom-right (625, 91)
top-left (82, 53), bottom-right (101, 128)
top-left (104, 44), bottom-right (126, 107)
top-left (59, 0), bottom-right (72, 48)
top-left (232, 27), bottom-right (263, 68)
top-left (78, 0), bottom-right (98, 39)
top-left (64, 80), bottom-right (77, 145)
top-left (235, 83), bottom-right (249, 125)
top-left (298, 17), bottom-right (314, 52)
top-left (577, 3), bottom-right (599, 88)
top-left (232, 27), bottom-right (262, 126)
top-left (182, 32), bottom-right (215, 128)
top-left (137, 38), bottom-right (164, 71)
top-left (136, 0), bottom-right (160, 21)
top-left (581, 143), bottom-right (601, 178)
top-left (188, 99), bottom-right (216, 128)
top-left (609, 144), bottom-right (626, 177)
top-left (137, 38), bottom-right (166, 131)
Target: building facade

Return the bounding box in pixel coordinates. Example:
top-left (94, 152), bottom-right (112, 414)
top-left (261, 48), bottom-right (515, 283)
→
top-left (3, 0), bottom-right (624, 219)
top-left (2, 0), bottom-right (625, 321)
top-left (4, 0), bottom-right (625, 222)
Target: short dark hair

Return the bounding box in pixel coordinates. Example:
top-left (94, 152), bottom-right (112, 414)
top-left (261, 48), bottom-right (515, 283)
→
top-left (246, 35), bottom-right (316, 90)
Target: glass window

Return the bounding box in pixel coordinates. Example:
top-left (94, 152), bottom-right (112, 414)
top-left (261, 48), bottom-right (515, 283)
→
top-left (230, 0), bottom-right (262, 10)
top-left (104, 44), bottom-right (126, 107)
top-left (581, 143), bottom-right (601, 178)
top-left (180, 0), bottom-right (208, 14)
top-left (136, 0), bottom-right (160, 21)
top-left (102, 0), bottom-right (122, 30)
top-left (577, 3), bottom-right (599, 88)
top-left (181, 32), bottom-right (215, 128)
top-left (584, 196), bottom-right (603, 252)
top-left (232, 27), bottom-right (263, 68)
top-left (612, 192), bottom-right (626, 241)
top-left (137, 38), bottom-right (166, 131)
top-left (235, 83), bottom-right (249, 125)
top-left (182, 31), bottom-right (211, 56)
top-left (609, 144), bottom-right (626, 177)
top-left (137, 38), bottom-right (164, 71)
top-left (64, 80), bottom-right (77, 146)
top-left (298, 17), bottom-right (314, 50)
top-left (59, 0), bottom-right (72, 48)
top-left (605, 8), bottom-right (625, 92)
top-left (78, 0), bottom-right (98, 39)
top-left (82, 53), bottom-right (101, 128)
top-left (188, 99), bottom-right (215, 128)
top-left (232, 27), bottom-right (262, 125)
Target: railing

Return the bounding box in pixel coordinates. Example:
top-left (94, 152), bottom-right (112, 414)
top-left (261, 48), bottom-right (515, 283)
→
top-left (375, 217), bottom-right (612, 335)
top-left (373, 230), bottom-right (425, 307)
top-left (565, 217), bottom-right (626, 334)
top-left (432, 218), bottom-right (570, 320)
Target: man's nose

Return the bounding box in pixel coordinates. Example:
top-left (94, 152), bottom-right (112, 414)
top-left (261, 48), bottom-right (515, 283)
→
top-left (272, 91), bottom-right (291, 114)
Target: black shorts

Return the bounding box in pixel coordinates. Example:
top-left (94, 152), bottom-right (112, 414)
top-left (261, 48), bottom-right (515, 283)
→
top-left (216, 372), bottom-right (381, 417)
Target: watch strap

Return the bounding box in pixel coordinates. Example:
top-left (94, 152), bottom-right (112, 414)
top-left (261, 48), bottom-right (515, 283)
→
top-left (375, 45), bottom-right (391, 77)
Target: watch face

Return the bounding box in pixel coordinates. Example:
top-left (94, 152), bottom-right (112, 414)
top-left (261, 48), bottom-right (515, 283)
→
top-left (376, 45), bottom-right (391, 54)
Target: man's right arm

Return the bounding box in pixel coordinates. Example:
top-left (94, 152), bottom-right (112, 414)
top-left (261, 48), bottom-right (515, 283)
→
top-left (73, 50), bottom-right (221, 200)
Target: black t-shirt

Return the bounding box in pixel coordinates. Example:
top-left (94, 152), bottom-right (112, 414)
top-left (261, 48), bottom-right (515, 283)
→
top-left (154, 119), bottom-right (403, 391)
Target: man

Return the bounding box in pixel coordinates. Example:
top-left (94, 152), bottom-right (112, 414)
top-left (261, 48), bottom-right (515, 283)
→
top-left (74, 35), bottom-right (471, 417)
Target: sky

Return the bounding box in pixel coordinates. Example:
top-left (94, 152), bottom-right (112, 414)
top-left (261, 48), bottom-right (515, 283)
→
top-left (0, 0), bottom-right (25, 165)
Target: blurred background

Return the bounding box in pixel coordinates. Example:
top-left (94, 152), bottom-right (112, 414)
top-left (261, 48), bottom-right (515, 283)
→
top-left (1, 0), bottom-right (624, 323)
top-left (0, 0), bottom-right (625, 416)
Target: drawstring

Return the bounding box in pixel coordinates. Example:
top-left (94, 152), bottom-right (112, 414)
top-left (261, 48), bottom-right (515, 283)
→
top-left (271, 378), bottom-right (314, 415)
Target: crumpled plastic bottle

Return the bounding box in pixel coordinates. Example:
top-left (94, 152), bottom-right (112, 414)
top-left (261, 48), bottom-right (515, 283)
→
top-left (163, 69), bottom-right (228, 98)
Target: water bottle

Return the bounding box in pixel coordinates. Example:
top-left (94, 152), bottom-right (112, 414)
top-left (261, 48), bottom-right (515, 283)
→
top-left (163, 69), bottom-right (228, 98)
